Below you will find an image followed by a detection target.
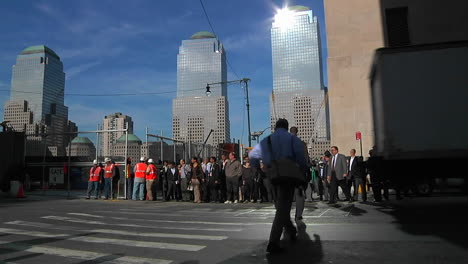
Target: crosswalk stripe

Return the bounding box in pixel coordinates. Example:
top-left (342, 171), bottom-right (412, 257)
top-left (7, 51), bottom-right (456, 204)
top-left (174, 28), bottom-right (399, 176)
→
top-left (68, 236), bottom-right (205, 251)
top-left (91, 229), bottom-right (227, 241)
top-left (68, 213), bottom-right (104, 218)
top-left (0, 228), bottom-right (67, 238)
top-left (5, 221), bottom-right (228, 241)
top-left (41, 216), bottom-right (244, 232)
top-left (0, 240), bottom-right (172, 264)
top-left (95, 211), bottom-right (263, 225)
top-left (0, 227), bottom-right (205, 251)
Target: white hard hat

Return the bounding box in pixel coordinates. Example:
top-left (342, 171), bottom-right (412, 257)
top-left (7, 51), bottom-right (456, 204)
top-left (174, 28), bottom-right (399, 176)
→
top-left (140, 157), bottom-right (146, 162)
top-left (104, 158), bottom-right (111, 162)
top-left (148, 158), bottom-right (154, 163)
top-left (93, 159), bottom-right (98, 165)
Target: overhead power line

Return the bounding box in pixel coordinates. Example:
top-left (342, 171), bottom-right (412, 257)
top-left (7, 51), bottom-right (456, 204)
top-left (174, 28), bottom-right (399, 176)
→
top-left (0, 87), bottom-right (206, 97)
top-left (198, 0), bottom-right (240, 79)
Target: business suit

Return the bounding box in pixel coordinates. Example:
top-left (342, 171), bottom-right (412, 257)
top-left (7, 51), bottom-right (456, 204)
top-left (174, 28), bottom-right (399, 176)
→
top-left (327, 153), bottom-right (352, 203)
top-left (165, 167), bottom-right (180, 201)
top-left (348, 156), bottom-right (367, 201)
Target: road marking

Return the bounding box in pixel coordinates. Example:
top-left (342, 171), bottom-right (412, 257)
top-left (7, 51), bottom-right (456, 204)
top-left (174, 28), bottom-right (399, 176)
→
top-left (0, 228), bottom-right (205, 251)
top-left (318, 208), bottom-right (330, 217)
top-left (41, 216), bottom-right (245, 231)
top-left (90, 229), bottom-right (227, 241)
top-left (0, 228), bottom-right (67, 238)
top-left (95, 211), bottom-right (263, 225)
top-left (68, 236), bottom-right (205, 251)
top-left (68, 213), bottom-right (104, 218)
top-left (5, 221), bottom-right (227, 241)
top-left (234, 209), bottom-right (256, 216)
top-left (0, 240), bottom-right (172, 264)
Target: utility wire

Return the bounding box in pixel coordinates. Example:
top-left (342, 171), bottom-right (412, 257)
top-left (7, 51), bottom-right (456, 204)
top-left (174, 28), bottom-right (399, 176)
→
top-left (198, 0), bottom-right (240, 79)
top-left (0, 87), bottom-right (206, 97)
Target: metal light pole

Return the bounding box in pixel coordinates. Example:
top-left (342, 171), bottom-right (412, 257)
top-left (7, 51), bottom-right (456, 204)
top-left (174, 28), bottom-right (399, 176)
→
top-left (206, 78), bottom-right (252, 147)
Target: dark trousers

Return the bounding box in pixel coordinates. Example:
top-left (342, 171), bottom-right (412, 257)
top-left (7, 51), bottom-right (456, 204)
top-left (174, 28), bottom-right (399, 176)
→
top-left (112, 178), bottom-right (118, 199)
top-left (253, 180), bottom-right (262, 201)
top-left (353, 177), bottom-right (367, 201)
top-left (269, 183), bottom-right (296, 245)
top-left (175, 183), bottom-right (182, 201)
top-left (208, 178), bottom-right (218, 202)
top-left (242, 179), bottom-right (254, 201)
top-left (166, 181), bottom-right (176, 200)
top-left (219, 176), bottom-right (227, 202)
top-left (87, 181), bottom-right (100, 198)
top-left (263, 177), bottom-right (275, 202)
top-left (226, 176), bottom-right (239, 201)
top-left (329, 172), bottom-right (351, 202)
top-left (126, 177), bottom-right (134, 199)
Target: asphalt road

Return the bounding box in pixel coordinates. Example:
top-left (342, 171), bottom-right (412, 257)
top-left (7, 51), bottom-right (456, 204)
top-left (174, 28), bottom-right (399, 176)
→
top-left (0, 192), bottom-right (467, 264)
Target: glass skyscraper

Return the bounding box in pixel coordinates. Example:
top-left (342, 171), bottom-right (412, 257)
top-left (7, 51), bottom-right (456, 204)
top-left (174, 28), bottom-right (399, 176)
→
top-left (3, 45), bottom-right (71, 156)
top-left (270, 6), bottom-right (330, 158)
top-left (172, 31), bottom-right (230, 146)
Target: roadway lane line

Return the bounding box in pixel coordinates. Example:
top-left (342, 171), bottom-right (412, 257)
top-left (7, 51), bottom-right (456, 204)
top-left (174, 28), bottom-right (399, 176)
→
top-left (68, 213), bottom-right (104, 218)
top-left (94, 211), bottom-right (265, 225)
top-left (0, 228), bottom-right (67, 238)
top-left (41, 216), bottom-right (244, 231)
top-left (68, 236), bottom-right (205, 251)
top-left (0, 228), bottom-right (205, 252)
top-left (318, 208), bottom-right (330, 217)
top-left (5, 221), bottom-right (227, 240)
top-left (90, 229), bottom-right (227, 241)
top-left (0, 240), bottom-right (172, 264)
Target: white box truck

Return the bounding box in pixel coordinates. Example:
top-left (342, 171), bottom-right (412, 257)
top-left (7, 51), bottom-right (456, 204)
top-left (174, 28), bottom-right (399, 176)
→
top-left (370, 41), bottom-right (468, 195)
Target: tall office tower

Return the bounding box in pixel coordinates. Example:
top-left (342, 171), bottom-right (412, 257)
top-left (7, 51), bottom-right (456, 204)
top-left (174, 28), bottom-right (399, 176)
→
top-left (101, 112), bottom-right (134, 157)
top-left (172, 31), bottom-right (230, 147)
top-left (270, 5), bottom-right (330, 158)
top-left (3, 45), bottom-right (70, 156)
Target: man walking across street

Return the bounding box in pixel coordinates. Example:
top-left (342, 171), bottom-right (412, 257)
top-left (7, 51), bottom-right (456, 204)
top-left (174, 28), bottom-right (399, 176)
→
top-left (86, 160), bottom-right (102, 199)
top-left (133, 157), bottom-right (147, 200)
top-left (249, 118), bottom-right (307, 254)
top-left (327, 146), bottom-right (352, 204)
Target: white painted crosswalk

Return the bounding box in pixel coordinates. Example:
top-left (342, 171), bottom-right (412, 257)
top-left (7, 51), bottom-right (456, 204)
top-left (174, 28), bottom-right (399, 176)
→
top-left (0, 208), bottom-right (248, 263)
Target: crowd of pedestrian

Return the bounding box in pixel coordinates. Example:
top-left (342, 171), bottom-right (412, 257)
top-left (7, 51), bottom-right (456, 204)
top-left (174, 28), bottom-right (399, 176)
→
top-left (85, 147), bottom-right (391, 205)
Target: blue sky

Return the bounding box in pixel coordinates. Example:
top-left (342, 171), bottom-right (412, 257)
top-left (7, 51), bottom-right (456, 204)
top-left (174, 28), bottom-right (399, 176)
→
top-left (0, 0), bottom-right (327, 146)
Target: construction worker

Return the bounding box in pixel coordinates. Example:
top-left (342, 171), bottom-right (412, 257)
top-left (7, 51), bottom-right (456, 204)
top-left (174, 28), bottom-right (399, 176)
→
top-left (146, 158), bottom-right (158, 201)
top-left (86, 160), bottom-right (102, 199)
top-left (103, 158), bottom-right (115, 200)
top-left (133, 157), bottom-right (147, 200)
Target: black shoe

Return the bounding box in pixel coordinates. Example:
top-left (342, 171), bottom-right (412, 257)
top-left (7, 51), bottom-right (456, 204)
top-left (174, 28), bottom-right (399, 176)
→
top-left (266, 243), bottom-right (284, 254)
top-left (85, 197), bottom-right (90, 200)
top-left (94, 197), bottom-right (98, 200)
top-left (327, 201), bottom-right (336, 204)
top-left (285, 227), bottom-right (297, 242)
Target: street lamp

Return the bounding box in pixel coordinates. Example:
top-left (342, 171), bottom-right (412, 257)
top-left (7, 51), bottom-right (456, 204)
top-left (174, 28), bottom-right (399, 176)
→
top-left (206, 78), bottom-right (252, 147)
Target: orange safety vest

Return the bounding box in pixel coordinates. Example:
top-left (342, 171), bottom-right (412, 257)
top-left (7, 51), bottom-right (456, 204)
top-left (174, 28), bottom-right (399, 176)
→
top-left (135, 162), bottom-right (147, 178)
top-left (89, 166), bottom-right (101, 182)
top-left (104, 164), bottom-right (115, 178)
top-left (146, 164), bottom-right (158, 180)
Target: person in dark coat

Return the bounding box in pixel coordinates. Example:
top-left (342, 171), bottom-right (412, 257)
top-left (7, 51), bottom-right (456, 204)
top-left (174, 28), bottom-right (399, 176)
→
top-left (165, 161), bottom-right (180, 201)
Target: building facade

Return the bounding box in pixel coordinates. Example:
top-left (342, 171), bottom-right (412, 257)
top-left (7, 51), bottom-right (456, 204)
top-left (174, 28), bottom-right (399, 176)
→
top-left (66, 136), bottom-right (96, 158)
top-left (112, 134), bottom-right (142, 163)
top-left (3, 45), bottom-right (72, 156)
top-left (172, 31), bottom-right (230, 147)
top-left (270, 5), bottom-right (330, 159)
top-left (101, 112), bottom-right (133, 157)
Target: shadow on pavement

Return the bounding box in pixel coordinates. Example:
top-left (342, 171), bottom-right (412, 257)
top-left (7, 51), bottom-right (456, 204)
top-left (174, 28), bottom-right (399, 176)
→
top-left (218, 223), bottom-right (323, 264)
top-left (339, 204), bottom-right (367, 216)
top-left (377, 197), bottom-right (468, 249)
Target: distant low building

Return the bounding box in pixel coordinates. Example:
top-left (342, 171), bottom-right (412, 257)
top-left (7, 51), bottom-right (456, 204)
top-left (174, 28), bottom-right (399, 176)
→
top-left (66, 136), bottom-right (96, 158)
top-left (112, 134), bottom-right (142, 163)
